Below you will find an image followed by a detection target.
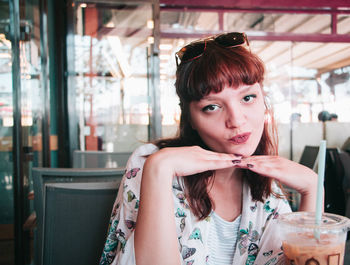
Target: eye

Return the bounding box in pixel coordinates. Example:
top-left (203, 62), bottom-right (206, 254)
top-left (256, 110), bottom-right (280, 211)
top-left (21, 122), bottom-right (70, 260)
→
top-left (242, 94), bottom-right (257, 103)
top-left (202, 104), bottom-right (220, 112)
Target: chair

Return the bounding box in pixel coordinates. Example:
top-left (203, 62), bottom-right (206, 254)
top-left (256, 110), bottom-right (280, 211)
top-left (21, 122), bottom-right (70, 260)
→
top-left (299, 145), bottom-right (320, 171)
top-left (285, 146), bottom-right (320, 211)
top-left (42, 181), bottom-right (120, 265)
top-left (32, 167), bottom-right (124, 265)
top-left (72, 150), bottom-right (132, 168)
top-left (339, 152), bottom-right (350, 218)
top-left (323, 148), bottom-right (346, 216)
top-left (299, 147), bottom-right (346, 215)
top-left (291, 146), bottom-right (346, 214)
top-left (342, 137), bottom-right (350, 154)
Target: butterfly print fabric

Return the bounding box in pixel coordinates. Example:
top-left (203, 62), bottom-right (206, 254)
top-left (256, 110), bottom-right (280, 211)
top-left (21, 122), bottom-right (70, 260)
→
top-left (99, 144), bottom-right (292, 265)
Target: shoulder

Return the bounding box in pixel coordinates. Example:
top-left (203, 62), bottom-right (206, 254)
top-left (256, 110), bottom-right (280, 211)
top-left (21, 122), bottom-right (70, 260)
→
top-left (128, 143), bottom-right (159, 160)
top-left (125, 143), bottom-right (159, 168)
top-left (120, 143), bottom-right (159, 196)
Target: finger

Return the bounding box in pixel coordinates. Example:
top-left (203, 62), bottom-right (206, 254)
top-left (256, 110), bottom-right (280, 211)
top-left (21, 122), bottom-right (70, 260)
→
top-left (239, 155), bottom-right (284, 169)
top-left (241, 155), bottom-right (276, 163)
top-left (176, 159), bottom-right (238, 176)
top-left (233, 156), bottom-right (282, 178)
top-left (207, 159), bottom-right (241, 170)
top-left (199, 149), bottom-right (242, 160)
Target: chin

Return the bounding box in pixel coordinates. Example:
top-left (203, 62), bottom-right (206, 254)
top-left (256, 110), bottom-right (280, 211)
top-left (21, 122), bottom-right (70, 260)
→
top-left (226, 146), bottom-right (256, 157)
top-left (208, 142), bottom-right (257, 156)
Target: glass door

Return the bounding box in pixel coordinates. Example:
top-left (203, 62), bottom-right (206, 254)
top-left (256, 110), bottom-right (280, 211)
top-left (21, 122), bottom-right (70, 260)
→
top-left (0, 0), bottom-right (47, 264)
top-left (72, 0), bottom-right (160, 153)
top-left (0, 1), bottom-right (17, 263)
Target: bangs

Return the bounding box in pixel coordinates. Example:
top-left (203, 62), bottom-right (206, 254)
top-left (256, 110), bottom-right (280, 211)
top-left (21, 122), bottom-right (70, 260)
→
top-left (176, 43), bottom-right (265, 102)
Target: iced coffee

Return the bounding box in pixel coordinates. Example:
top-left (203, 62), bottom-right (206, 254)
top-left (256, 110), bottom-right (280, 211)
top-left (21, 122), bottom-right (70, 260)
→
top-left (278, 212), bottom-right (349, 265)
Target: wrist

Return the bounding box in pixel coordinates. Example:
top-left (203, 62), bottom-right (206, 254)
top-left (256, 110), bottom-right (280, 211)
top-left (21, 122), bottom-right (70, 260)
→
top-left (298, 186), bottom-right (319, 212)
top-left (298, 171), bottom-right (318, 196)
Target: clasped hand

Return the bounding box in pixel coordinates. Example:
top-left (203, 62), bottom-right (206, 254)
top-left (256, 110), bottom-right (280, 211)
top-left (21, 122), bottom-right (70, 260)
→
top-left (146, 146), bottom-right (318, 199)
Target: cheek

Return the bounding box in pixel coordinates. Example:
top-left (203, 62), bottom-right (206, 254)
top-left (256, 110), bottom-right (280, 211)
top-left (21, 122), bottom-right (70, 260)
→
top-left (256, 112), bottom-right (265, 128)
top-left (190, 110), bottom-right (218, 132)
top-left (191, 117), bottom-right (223, 145)
top-left (251, 105), bottom-right (266, 136)
top-left (194, 121), bottom-right (217, 139)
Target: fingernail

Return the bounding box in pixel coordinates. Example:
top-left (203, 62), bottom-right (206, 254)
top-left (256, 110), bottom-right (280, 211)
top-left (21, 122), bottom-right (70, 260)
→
top-left (247, 163), bottom-right (254, 168)
top-left (234, 153), bottom-right (242, 157)
top-left (232, 160), bottom-right (241, 164)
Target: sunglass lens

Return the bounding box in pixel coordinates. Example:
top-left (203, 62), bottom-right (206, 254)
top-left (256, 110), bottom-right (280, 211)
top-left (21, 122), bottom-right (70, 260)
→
top-left (181, 42), bottom-right (206, 62)
top-left (215, 32), bottom-right (245, 47)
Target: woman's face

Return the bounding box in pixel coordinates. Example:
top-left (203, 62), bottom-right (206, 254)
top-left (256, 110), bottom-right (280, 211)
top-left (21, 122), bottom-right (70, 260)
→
top-left (189, 83), bottom-right (265, 157)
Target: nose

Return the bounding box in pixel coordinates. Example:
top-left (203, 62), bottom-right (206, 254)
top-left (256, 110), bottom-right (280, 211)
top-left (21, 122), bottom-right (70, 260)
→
top-left (225, 104), bottom-right (246, 128)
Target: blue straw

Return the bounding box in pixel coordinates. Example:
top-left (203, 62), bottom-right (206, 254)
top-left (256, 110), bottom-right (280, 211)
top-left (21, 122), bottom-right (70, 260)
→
top-left (315, 140), bottom-right (327, 239)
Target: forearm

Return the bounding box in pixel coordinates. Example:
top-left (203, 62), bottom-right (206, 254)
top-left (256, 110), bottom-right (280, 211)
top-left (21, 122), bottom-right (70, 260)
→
top-left (296, 168), bottom-right (322, 212)
top-left (134, 158), bottom-right (181, 265)
top-left (298, 187), bottom-right (323, 212)
top-left (298, 191), bottom-right (316, 212)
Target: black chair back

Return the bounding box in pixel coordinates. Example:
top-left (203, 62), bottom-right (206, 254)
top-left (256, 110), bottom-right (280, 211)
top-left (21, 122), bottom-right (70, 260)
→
top-left (43, 182), bottom-right (119, 265)
top-left (32, 167), bottom-right (124, 265)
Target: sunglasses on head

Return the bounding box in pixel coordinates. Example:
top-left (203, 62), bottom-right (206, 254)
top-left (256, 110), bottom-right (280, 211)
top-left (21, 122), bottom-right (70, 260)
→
top-left (175, 32), bottom-right (249, 67)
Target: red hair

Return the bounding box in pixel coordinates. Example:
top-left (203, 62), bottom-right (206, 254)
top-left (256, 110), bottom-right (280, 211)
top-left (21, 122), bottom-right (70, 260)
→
top-left (156, 41), bottom-right (279, 220)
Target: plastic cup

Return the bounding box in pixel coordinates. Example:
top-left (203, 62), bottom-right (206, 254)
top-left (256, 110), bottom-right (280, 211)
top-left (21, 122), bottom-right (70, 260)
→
top-left (278, 212), bottom-right (350, 265)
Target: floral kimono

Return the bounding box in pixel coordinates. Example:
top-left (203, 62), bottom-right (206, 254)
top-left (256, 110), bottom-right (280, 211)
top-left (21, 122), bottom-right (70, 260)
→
top-left (100, 143), bottom-right (291, 265)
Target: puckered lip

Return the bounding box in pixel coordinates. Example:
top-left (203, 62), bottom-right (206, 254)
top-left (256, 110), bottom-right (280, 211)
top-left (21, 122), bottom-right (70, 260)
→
top-left (229, 132), bottom-right (251, 145)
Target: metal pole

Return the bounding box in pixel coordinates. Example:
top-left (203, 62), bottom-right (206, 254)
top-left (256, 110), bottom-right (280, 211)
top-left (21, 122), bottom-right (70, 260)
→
top-left (150, 0), bottom-right (162, 140)
top-left (9, 0), bottom-right (25, 264)
top-left (39, 0), bottom-right (51, 167)
top-left (289, 42), bottom-right (294, 161)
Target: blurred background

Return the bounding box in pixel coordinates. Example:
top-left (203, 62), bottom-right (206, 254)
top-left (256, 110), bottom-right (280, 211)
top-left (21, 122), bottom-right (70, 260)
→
top-left (1, 0), bottom-right (350, 264)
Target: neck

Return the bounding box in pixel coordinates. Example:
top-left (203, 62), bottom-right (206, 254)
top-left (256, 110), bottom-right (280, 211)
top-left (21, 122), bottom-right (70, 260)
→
top-left (213, 167), bottom-right (241, 185)
top-left (207, 167), bottom-right (242, 193)
top-left (207, 168), bottom-right (243, 221)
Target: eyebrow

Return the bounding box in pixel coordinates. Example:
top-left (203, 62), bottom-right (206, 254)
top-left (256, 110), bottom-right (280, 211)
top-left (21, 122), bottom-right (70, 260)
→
top-left (201, 85), bottom-right (259, 101)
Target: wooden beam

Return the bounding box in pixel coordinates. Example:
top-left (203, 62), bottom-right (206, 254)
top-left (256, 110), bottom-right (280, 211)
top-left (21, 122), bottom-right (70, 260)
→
top-left (160, 0), bottom-right (350, 9)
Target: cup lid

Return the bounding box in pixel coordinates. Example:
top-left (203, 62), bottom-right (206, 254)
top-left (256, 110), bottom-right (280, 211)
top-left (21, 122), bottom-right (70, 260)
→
top-left (279, 211), bottom-right (350, 231)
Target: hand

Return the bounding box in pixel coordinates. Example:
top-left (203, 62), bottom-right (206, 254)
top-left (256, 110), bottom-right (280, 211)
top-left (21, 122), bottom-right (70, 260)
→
top-left (145, 146), bottom-right (241, 179)
top-left (236, 155), bottom-right (318, 197)
top-left (235, 155), bottom-right (319, 211)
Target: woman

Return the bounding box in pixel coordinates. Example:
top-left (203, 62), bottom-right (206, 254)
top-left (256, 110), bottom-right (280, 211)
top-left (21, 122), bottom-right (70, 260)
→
top-left (100, 32), bottom-right (317, 265)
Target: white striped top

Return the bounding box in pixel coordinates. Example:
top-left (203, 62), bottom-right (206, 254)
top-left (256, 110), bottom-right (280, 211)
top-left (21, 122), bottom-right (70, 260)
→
top-left (207, 212), bottom-right (241, 265)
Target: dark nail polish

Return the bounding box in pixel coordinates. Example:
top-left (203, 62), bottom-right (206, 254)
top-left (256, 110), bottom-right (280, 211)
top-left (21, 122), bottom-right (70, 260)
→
top-left (234, 153), bottom-right (242, 157)
top-left (247, 163), bottom-right (254, 168)
top-left (232, 160), bottom-right (241, 164)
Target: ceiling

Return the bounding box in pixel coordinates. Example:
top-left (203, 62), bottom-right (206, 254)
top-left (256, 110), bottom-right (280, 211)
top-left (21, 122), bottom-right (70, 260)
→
top-left (158, 9), bottom-right (350, 78)
top-left (86, 1), bottom-right (350, 96)
top-left (78, 1), bottom-right (350, 78)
